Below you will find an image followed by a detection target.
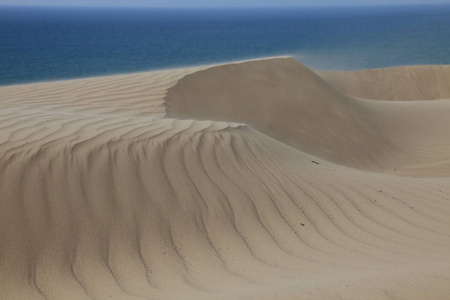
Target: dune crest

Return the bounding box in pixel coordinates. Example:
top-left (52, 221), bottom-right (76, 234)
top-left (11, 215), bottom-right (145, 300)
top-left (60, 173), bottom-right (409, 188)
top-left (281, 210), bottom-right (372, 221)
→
top-left (0, 57), bottom-right (450, 300)
top-left (165, 57), bottom-right (450, 176)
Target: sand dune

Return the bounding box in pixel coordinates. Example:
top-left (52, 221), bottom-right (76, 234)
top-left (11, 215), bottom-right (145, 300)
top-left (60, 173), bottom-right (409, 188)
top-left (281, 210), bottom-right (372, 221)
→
top-left (317, 65), bottom-right (450, 101)
top-left (166, 58), bottom-right (450, 175)
top-left (0, 57), bottom-right (449, 300)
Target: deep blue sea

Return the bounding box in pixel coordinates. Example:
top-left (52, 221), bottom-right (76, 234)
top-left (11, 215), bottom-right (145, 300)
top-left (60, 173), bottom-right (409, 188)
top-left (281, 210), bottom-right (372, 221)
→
top-left (1, 4), bottom-right (450, 86)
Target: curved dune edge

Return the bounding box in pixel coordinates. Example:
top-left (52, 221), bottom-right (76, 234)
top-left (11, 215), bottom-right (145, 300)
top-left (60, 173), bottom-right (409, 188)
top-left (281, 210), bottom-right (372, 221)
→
top-left (165, 57), bottom-right (450, 176)
top-left (0, 57), bottom-right (448, 300)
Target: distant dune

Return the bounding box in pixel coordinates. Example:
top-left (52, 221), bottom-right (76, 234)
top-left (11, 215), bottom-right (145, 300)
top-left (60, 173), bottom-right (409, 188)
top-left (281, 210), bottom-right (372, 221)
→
top-left (0, 57), bottom-right (449, 300)
top-left (318, 65), bottom-right (450, 101)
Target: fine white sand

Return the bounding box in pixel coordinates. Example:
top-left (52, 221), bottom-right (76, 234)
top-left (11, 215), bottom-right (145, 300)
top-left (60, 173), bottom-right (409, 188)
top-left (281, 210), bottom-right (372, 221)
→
top-left (0, 57), bottom-right (449, 300)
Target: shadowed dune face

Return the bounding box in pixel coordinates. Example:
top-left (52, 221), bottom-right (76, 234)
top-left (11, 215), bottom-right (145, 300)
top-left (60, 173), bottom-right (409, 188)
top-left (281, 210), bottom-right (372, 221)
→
top-left (0, 58), bottom-right (450, 300)
top-left (165, 58), bottom-right (450, 176)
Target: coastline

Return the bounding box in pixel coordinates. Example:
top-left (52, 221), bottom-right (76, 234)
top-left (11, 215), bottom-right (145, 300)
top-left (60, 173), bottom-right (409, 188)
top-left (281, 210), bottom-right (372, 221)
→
top-left (2, 4), bottom-right (450, 85)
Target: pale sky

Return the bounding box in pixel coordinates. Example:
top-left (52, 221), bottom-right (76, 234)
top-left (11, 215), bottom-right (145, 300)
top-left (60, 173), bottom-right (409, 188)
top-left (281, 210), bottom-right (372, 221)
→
top-left (0, 0), bottom-right (449, 7)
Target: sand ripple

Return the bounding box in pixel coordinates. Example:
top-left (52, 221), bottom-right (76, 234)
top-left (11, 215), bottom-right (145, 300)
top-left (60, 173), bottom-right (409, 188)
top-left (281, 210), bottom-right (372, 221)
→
top-left (0, 58), bottom-right (449, 299)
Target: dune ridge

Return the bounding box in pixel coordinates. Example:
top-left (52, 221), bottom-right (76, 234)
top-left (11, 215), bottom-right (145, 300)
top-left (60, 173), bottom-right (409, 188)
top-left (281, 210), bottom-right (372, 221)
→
top-left (166, 58), bottom-right (450, 176)
top-left (0, 57), bottom-right (449, 299)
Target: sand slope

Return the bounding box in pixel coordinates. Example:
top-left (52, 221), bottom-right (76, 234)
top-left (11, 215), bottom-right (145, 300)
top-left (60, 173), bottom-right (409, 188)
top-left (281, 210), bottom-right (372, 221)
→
top-left (166, 58), bottom-right (450, 175)
top-left (317, 65), bottom-right (450, 101)
top-left (0, 57), bottom-right (449, 300)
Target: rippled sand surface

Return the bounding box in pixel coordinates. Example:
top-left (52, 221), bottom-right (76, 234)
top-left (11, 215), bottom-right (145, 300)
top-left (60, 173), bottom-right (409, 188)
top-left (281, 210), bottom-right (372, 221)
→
top-left (1, 57), bottom-right (450, 300)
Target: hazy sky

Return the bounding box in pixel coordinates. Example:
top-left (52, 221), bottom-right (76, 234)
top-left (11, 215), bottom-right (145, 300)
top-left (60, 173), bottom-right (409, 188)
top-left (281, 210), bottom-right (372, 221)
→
top-left (0, 0), bottom-right (448, 7)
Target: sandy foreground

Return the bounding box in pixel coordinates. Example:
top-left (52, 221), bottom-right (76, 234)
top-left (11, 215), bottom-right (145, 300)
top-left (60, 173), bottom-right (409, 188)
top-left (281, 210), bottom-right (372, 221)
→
top-left (0, 57), bottom-right (449, 300)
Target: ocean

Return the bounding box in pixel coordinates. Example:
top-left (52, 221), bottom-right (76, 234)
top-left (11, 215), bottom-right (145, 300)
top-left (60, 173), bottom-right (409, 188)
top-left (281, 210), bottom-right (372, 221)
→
top-left (1, 4), bottom-right (450, 86)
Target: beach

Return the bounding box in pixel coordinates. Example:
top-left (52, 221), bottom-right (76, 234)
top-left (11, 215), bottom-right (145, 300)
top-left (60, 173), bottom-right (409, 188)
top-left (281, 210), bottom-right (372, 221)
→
top-left (0, 57), bottom-right (449, 299)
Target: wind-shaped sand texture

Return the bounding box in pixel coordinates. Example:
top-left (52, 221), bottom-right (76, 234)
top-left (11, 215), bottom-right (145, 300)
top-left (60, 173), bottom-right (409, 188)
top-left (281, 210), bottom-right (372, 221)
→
top-left (0, 57), bottom-right (450, 300)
